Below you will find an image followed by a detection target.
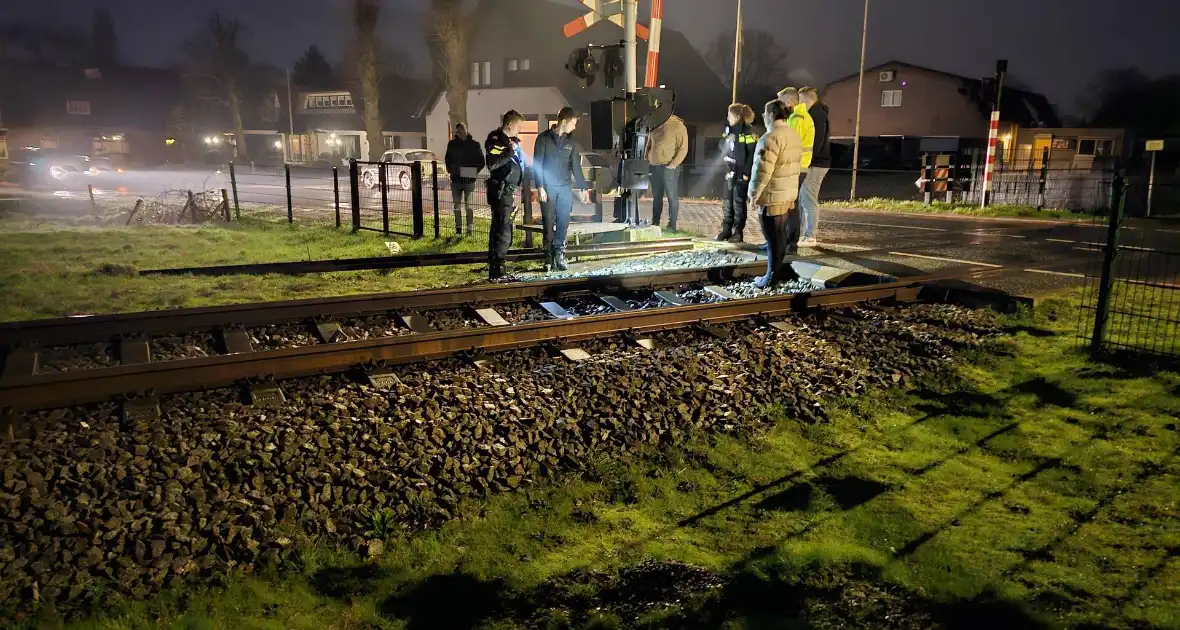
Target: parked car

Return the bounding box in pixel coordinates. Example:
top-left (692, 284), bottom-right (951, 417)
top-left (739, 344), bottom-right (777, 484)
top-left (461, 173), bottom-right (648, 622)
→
top-left (360, 150), bottom-right (446, 191)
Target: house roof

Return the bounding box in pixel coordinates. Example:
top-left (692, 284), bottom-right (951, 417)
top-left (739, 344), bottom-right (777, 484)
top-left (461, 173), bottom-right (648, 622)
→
top-left (0, 62), bottom-right (181, 131)
top-left (421, 0), bottom-right (729, 124)
top-left (825, 60), bottom-right (1061, 128)
top-left (292, 76), bottom-right (429, 132)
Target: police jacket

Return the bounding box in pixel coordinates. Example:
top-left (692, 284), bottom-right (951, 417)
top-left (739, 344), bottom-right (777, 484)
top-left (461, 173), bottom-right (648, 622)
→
top-left (445, 135), bottom-right (485, 183)
top-left (722, 122), bottom-right (757, 178)
top-left (533, 128), bottom-right (588, 191)
top-left (485, 129), bottom-right (523, 187)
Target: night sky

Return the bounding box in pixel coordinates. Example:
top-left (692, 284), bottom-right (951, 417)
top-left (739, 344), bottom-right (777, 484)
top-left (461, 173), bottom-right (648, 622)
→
top-left (4, 0), bottom-right (1179, 115)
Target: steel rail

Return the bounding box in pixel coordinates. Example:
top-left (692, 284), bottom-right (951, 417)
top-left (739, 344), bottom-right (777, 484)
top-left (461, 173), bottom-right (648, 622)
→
top-left (138, 238), bottom-right (698, 277)
top-left (0, 265), bottom-right (1007, 413)
top-left (0, 262), bottom-right (766, 348)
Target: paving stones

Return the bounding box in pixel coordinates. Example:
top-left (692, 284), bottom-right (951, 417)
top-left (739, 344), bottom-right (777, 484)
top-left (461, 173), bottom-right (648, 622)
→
top-left (0, 303), bottom-right (1001, 617)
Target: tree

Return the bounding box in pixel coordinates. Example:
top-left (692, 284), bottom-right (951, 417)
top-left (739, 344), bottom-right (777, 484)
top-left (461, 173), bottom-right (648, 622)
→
top-left (352, 0), bottom-right (383, 161)
top-left (426, 0), bottom-right (471, 130)
top-left (182, 14), bottom-right (252, 160)
top-left (1084, 68), bottom-right (1180, 137)
top-left (706, 28), bottom-right (790, 107)
top-left (90, 8), bottom-right (118, 67)
top-left (0, 21), bottom-right (89, 64)
top-left (292, 45), bottom-right (335, 90)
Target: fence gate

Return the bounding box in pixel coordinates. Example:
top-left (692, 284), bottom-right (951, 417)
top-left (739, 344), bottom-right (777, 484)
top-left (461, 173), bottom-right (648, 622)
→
top-left (1079, 174), bottom-right (1180, 361)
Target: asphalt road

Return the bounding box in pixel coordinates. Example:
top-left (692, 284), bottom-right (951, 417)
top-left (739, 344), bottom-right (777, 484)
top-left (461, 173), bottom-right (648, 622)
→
top-left (20, 166), bottom-right (1180, 297)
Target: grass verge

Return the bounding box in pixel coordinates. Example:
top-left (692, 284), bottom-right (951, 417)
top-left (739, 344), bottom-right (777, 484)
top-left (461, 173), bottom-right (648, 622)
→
top-left (0, 215), bottom-right (508, 322)
top-left (822, 198), bottom-right (1095, 221)
top-left (31, 293), bottom-right (1180, 630)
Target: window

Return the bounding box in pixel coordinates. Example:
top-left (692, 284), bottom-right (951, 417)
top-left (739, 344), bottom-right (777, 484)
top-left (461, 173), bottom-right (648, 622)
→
top-left (1051, 137), bottom-right (1077, 150)
top-left (84, 68), bottom-right (101, 80)
top-left (881, 90), bottom-right (902, 108)
top-left (0, 132), bottom-right (7, 160)
top-left (394, 136), bottom-right (403, 150)
top-left (482, 61), bottom-right (491, 86)
top-left (471, 62), bottom-right (480, 86)
top-left (507, 58), bottom-right (530, 72)
top-left (508, 59), bottom-right (518, 72)
top-left (330, 95), bottom-right (339, 107)
top-left (1078, 139), bottom-right (1114, 156)
top-left (472, 61), bottom-right (492, 86)
top-left (384, 135), bottom-right (395, 149)
top-left (420, 136), bottom-right (428, 149)
top-left (66, 100), bottom-right (91, 115)
top-left (520, 59), bottom-right (530, 71)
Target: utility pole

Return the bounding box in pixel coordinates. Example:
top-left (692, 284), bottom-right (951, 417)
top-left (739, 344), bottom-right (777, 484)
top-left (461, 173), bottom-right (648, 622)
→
top-left (850, 0), bottom-right (869, 201)
top-left (286, 67), bottom-right (296, 163)
top-left (731, 0), bottom-right (742, 103)
top-left (981, 59), bottom-right (1008, 208)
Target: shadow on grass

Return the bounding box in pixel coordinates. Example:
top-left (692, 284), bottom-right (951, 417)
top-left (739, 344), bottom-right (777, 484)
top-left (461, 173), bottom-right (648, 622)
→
top-left (1007, 377), bottom-right (1078, 408)
top-left (310, 565), bottom-right (393, 599)
top-left (755, 475), bottom-right (892, 513)
top-left (912, 387), bottom-right (1008, 419)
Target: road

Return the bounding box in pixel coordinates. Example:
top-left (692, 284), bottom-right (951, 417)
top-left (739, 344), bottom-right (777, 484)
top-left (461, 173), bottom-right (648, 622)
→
top-left (19, 166), bottom-right (1180, 297)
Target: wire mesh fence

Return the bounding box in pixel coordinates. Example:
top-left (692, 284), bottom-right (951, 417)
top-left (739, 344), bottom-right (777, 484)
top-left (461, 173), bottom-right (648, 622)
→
top-left (1078, 176), bottom-right (1180, 362)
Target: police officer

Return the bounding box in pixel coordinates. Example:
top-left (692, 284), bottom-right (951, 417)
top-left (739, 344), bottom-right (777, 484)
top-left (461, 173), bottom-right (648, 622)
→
top-left (485, 110), bottom-right (526, 280)
top-left (717, 103), bottom-right (757, 242)
top-left (534, 107), bottom-right (591, 271)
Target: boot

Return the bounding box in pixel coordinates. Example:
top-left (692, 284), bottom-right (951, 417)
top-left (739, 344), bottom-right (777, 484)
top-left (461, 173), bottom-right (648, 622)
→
top-left (454, 214), bottom-right (463, 236)
top-left (489, 263), bottom-right (505, 281)
top-left (555, 249), bottom-right (569, 271)
top-left (727, 232), bottom-right (744, 244)
top-left (543, 251), bottom-right (554, 273)
top-left (715, 225), bottom-right (732, 241)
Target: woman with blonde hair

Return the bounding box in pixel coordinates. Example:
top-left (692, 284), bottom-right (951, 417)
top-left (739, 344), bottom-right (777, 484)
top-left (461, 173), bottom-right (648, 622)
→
top-left (717, 103), bottom-right (758, 242)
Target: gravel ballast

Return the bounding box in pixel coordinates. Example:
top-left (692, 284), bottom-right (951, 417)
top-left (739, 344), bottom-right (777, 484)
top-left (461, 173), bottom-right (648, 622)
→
top-left (0, 304), bottom-right (1000, 616)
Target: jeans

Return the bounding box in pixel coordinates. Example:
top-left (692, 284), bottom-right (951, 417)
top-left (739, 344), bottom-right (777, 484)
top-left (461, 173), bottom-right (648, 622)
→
top-left (451, 180), bottom-right (475, 234)
top-left (798, 167), bottom-right (828, 240)
top-left (487, 183), bottom-right (516, 274)
top-left (540, 184), bottom-right (573, 256)
top-left (650, 165), bottom-right (680, 229)
top-left (759, 206), bottom-right (800, 280)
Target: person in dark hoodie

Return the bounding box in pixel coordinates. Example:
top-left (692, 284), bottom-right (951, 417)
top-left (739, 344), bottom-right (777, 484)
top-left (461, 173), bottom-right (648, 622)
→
top-left (444, 122), bottom-right (485, 236)
top-left (797, 87), bottom-right (831, 246)
top-left (716, 103), bottom-right (758, 242)
top-left (533, 106), bottom-right (590, 271)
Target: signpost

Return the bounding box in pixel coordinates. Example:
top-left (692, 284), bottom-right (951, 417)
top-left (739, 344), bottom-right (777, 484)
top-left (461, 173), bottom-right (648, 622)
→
top-left (1145, 139), bottom-right (1165, 217)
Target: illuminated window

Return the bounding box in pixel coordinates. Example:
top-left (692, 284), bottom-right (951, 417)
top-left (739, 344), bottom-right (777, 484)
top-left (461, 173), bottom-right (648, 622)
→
top-left (482, 61), bottom-right (491, 86)
top-left (66, 100), bottom-right (91, 115)
top-left (520, 59), bottom-right (530, 71)
top-left (1078, 139), bottom-right (1113, 156)
top-left (508, 59), bottom-right (518, 72)
top-left (471, 62), bottom-right (480, 86)
top-left (881, 90), bottom-right (902, 108)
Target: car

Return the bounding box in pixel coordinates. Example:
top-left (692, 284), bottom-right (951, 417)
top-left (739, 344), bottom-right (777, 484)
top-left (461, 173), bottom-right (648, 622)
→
top-left (11, 148), bottom-right (93, 181)
top-left (360, 150), bottom-right (446, 191)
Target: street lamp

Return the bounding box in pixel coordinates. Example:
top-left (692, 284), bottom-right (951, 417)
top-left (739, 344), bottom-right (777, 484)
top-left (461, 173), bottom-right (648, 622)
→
top-left (850, 0), bottom-right (870, 201)
top-left (731, 0), bottom-right (742, 104)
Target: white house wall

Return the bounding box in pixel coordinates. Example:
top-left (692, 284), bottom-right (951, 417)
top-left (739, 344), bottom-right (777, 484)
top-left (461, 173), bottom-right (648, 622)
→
top-left (426, 87), bottom-right (569, 157)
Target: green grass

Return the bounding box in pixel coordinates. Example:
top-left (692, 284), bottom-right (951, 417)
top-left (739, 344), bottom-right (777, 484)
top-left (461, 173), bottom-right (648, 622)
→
top-left (822, 197), bottom-right (1094, 221)
top-left (27, 293), bottom-right (1180, 629)
top-left (0, 215), bottom-right (508, 322)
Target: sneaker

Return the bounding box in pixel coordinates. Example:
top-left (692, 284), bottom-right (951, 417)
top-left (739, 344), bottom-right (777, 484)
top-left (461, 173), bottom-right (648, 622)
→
top-left (555, 252), bottom-right (569, 271)
top-left (799, 237), bottom-right (819, 247)
top-left (753, 273), bottom-right (776, 289)
top-left (727, 233), bottom-right (744, 244)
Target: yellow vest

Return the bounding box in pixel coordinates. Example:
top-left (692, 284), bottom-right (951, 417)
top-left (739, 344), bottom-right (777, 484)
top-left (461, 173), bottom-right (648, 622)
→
top-left (788, 103), bottom-right (815, 169)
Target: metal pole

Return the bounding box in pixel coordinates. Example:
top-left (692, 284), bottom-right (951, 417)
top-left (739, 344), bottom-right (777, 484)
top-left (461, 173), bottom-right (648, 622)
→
top-left (229, 161), bottom-right (240, 219)
top-left (379, 163), bottom-right (390, 234)
top-left (333, 166), bottom-right (341, 228)
top-left (731, 0), bottom-right (742, 103)
top-left (981, 59), bottom-right (1008, 208)
top-left (623, 0), bottom-right (637, 94)
top-left (850, 0), bottom-right (869, 201)
top-left (349, 159), bottom-right (361, 232)
top-left (286, 68), bottom-right (295, 163)
top-left (431, 161), bottom-right (440, 239)
top-left (1146, 150), bottom-right (1157, 217)
top-left (1090, 172), bottom-right (1126, 357)
top-left (1037, 147), bottom-right (1049, 211)
top-left (285, 164), bottom-right (293, 223)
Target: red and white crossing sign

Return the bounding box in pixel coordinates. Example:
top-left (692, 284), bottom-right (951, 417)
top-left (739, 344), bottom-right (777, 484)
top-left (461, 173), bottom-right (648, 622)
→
top-left (563, 0), bottom-right (650, 41)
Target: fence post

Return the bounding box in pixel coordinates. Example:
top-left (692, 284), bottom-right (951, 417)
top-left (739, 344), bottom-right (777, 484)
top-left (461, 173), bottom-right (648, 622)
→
top-left (229, 161), bottom-right (241, 219)
top-left (946, 153), bottom-right (957, 203)
top-left (379, 163), bottom-right (390, 234)
top-left (1090, 171), bottom-right (1126, 358)
top-left (349, 160), bottom-right (361, 232)
top-left (284, 164), bottom-right (294, 223)
top-left (431, 160), bottom-right (441, 239)
top-left (922, 154), bottom-right (932, 206)
top-left (333, 166), bottom-right (341, 228)
top-left (410, 161), bottom-right (424, 238)
top-left (88, 184), bottom-right (96, 207)
top-left (523, 169), bottom-right (535, 249)
top-left (1037, 147), bottom-right (1049, 212)
top-left (187, 190), bottom-right (198, 224)
top-left (221, 188), bottom-right (231, 221)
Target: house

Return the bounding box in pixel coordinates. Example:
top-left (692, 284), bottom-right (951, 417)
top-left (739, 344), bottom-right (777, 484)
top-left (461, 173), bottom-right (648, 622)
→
top-left (420, 0), bottom-right (729, 164)
top-left (0, 63), bottom-right (182, 165)
top-left (821, 61), bottom-right (1124, 169)
top-left (285, 76), bottom-right (430, 164)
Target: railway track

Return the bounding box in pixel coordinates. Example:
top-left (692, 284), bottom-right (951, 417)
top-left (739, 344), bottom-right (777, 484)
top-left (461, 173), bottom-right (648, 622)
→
top-left (0, 259), bottom-right (1014, 420)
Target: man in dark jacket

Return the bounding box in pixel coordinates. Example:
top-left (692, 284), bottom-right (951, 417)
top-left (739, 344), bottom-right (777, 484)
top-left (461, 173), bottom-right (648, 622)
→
top-left (444, 123), bottom-right (485, 236)
top-left (484, 110), bottom-right (526, 280)
top-left (798, 88), bottom-right (831, 246)
top-left (717, 103), bottom-right (758, 243)
top-left (533, 107), bottom-right (590, 271)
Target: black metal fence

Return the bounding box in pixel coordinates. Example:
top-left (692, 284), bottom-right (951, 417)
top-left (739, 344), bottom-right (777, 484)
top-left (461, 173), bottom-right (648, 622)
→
top-left (1078, 174), bottom-right (1180, 361)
